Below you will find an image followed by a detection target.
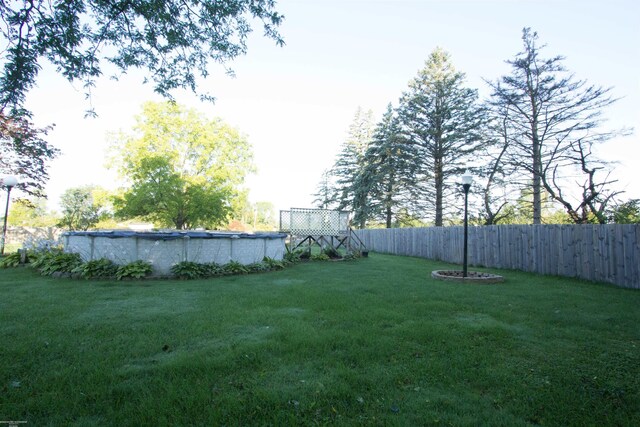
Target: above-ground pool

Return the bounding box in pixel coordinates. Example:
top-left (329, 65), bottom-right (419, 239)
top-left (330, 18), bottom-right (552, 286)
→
top-left (63, 230), bottom-right (287, 276)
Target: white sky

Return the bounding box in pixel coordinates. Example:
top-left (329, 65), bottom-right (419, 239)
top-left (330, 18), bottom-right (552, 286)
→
top-left (18, 0), bottom-right (640, 214)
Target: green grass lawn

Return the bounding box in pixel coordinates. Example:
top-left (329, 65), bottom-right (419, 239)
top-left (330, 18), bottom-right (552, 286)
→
top-left (1, 253), bottom-right (639, 426)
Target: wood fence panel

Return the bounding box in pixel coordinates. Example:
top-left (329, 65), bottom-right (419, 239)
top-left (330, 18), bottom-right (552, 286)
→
top-left (543, 226), bottom-right (552, 276)
top-left (564, 226), bottom-right (572, 277)
top-left (598, 226), bottom-right (613, 282)
top-left (530, 225), bottom-right (538, 274)
top-left (615, 225), bottom-right (626, 286)
top-left (581, 226), bottom-right (591, 281)
top-left (621, 225), bottom-right (633, 286)
top-left (355, 224), bottom-right (640, 289)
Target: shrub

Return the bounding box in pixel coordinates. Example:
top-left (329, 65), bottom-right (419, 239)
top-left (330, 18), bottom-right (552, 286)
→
top-left (322, 246), bottom-right (341, 259)
top-left (170, 261), bottom-right (224, 279)
top-left (222, 261), bottom-right (249, 275)
top-left (342, 251), bottom-right (362, 261)
top-left (171, 261), bottom-right (210, 279)
top-left (263, 257), bottom-right (285, 270)
top-left (73, 258), bottom-right (118, 279)
top-left (30, 247), bottom-right (61, 269)
top-left (284, 249), bottom-right (306, 263)
top-left (310, 253), bottom-right (330, 261)
top-left (203, 262), bottom-right (224, 276)
top-left (116, 260), bottom-right (153, 280)
top-left (31, 249), bottom-right (83, 276)
top-left (0, 251), bottom-right (23, 268)
top-left (169, 259), bottom-right (291, 279)
top-left (247, 262), bottom-right (270, 273)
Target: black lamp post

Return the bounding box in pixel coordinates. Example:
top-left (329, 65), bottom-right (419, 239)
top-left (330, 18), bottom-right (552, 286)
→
top-left (1, 175), bottom-right (19, 255)
top-left (460, 170), bottom-right (473, 278)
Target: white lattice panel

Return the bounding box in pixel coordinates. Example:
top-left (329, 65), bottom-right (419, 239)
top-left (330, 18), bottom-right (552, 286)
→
top-left (281, 208), bottom-right (350, 236)
top-left (280, 210), bottom-right (291, 232)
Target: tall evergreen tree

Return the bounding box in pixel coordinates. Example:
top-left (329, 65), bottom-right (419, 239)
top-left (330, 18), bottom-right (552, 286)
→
top-left (397, 48), bottom-right (486, 226)
top-left (311, 169), bottom-right (336, 210)
top-left (360, 104), bottom-right (420, 228)
top-left (329, 107), bottom-right (375, 228)
top-left (487, 28), bottom-right (622, 224)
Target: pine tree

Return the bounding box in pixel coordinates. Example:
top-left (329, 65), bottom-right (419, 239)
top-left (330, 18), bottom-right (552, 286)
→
top-left (330, 107), bottom-right (375, 227)
top-left (360, 104), bottom-right (420, 228)
top-left (397, 48), bottom-right (486, 226)
top-left (311, 169), bottom-right (336, 209)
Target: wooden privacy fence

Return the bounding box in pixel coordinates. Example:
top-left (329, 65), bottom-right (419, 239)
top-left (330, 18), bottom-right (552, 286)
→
top-left (354, 224), bottom-right (640, 289)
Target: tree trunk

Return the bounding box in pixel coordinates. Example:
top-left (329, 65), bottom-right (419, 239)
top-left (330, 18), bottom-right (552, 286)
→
top-left (357, 192), bottom-right (367, 229)
top-left (532, 135), bottom-right (542, 225)
top-left (175, 211), bottom-right (187, 229)
top-left (529, 77), bottom-right (542, 225)
top-left (385, 174), bottom-right (394, 228)
top-left (434, 156), bottom-right (444, 226)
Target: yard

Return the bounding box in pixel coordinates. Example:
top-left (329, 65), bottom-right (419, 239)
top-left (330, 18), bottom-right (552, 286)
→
top-left (1, 253), bottom-right (638, 426)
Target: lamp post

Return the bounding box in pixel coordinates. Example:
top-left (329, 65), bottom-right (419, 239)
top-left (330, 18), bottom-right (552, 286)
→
top-left (1, 175), bottom-right (19, 255)
top-left (460, 170), bottom-right (473, 278)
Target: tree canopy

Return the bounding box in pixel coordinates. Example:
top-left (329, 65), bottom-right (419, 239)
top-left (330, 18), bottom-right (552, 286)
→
top-left (7, 197), bottom-right (57, 227)
top-left (487, 28), bottom-right (622, 224)
top-left (0, 111), bottom-right (59, 196)
top-left (0, 0), bottom-right (282, 199)
top-left (398, 48), bottom-right (486, 226)
top-left (359, 104), bottom-right (419, 228)
top-left (0, 0), bottom-right (284, 113)
top-left (314, 108), bottom-right (375, 228)
top-left (109, 101), bottom-right (254, 229)
top-left (317, 31), bottom-right (628, 227)
top-left (58, 186), bottom-right (106, 231)
top-left (608, 199), bottom-right (640, 224)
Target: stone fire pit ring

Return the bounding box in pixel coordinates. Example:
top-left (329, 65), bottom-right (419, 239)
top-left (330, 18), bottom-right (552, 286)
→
top-left (431, 270), bottom-right (504, 284)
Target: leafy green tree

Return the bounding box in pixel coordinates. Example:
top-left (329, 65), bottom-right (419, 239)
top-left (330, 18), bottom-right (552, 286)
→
top-left (58, 186), bottom-right (106, 230)
top-left (227, 197), bottom-right (276, 231)
top-left (0, 0), bottom-right (282, 201)
top-left (487, 28), bottom-right (624, 224)
top-left (228, 189), bottom-right (251, 226)
top-left (0, 112), bottom-right (59, 196)
top-left (0, 0), bottom-right (284, 114)
top-left (397, 48), bottom-right (486, 226)
top-left (246, 201), bottom-right (277, 231)
top-left (359, 104), bottom-right (420, 228)
top-left (114, 156), bottom-right (230, 229)
top-left (110, 101), bottom-right (254, 229)
top-left (608, 199), bottom-right (640, 224)
top-left (487, 186), bottom-right (572, 225)
top-left (226, 189), bottom-right (281, 231)
top-left (7, 197), bottom-right (58, 227)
